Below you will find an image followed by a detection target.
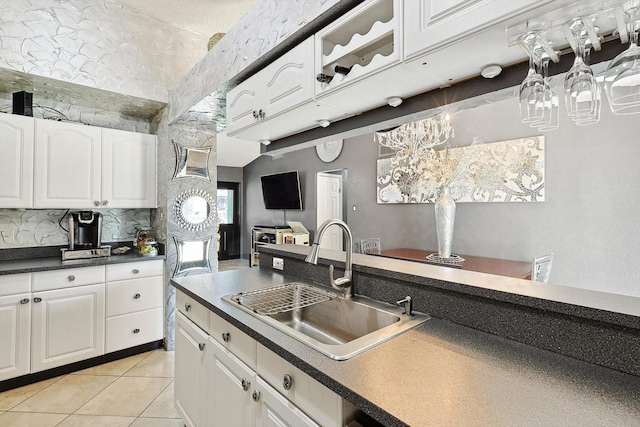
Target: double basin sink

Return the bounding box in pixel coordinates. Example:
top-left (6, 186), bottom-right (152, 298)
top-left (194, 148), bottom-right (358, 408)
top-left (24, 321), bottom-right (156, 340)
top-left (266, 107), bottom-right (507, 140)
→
top-left (223, 282), bottom-right (430, 360)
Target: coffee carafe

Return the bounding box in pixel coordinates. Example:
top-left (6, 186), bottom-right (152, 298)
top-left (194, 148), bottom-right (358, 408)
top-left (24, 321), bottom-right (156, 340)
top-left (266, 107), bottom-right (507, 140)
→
top-left (69, 211), bottom-right (102, 250)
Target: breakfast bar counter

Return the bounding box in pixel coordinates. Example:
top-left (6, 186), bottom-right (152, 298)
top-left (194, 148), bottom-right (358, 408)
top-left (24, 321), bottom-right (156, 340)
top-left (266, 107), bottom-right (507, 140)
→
top-left (171, 266), bottom-right (640, 427)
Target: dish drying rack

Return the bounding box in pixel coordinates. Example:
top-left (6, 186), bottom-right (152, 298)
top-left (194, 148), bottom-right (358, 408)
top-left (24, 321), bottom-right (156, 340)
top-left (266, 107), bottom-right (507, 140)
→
top-left (228, 283), bottom-right (338, 315)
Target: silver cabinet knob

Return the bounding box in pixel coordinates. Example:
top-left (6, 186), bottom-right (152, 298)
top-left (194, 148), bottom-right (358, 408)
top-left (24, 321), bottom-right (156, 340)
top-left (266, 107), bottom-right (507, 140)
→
top-left (252, 390), bottom-right (261, 402)
top-left (68, 275), bottom-right (75, 281)
top-left (134, 293), bottom-right (141, 299)
top-left (102, 200), bottom-right (109, 206)
top-left (133, 328), bottom-right (140, 334)
top-left (222, 332), bottom-right (230, 343)
top-left (94, 201), bottom-right (100, 206)
top-left (20, 298), bottom-right (30, 304)
top-left (132, 269), bottom-right (140, 274)
top-left (198, 343), bottom-right (205, 351)
top-left (283, 374), bottom-right (293, 390)
top-left (241, 378), bottom-right (250, 391)
top-left (184, 303), bottom-right (191, 312)
top-left (33, 297), bottom-right (42, 303)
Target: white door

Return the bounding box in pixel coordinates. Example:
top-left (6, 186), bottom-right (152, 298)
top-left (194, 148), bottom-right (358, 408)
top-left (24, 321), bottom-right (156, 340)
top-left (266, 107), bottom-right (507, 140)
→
top-left (0, 114), bottom-right (34, 208)
top-left (102, 128), bottom-right (157, 208)
top-left (254, 376), bottom-right (320, 427)
top-left (31, 283), bottom-right (105, 373)
top-left (209, 337), bottom-right (256, 427)
top-left (34, 119), bottom-right (102, 208)
top-left (316, 172), bottom-right (343, 251)
top-left (175, 312), bottom-right (209, 427)
top-left (0, 293), bottom-right (31, 381)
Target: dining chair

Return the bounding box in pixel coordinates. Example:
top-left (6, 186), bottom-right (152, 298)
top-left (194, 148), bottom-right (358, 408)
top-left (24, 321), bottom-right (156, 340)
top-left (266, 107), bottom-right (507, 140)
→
top-left (360, 238), bottom-right (381, 255)
top-left (531, 253), bottom-right (554, 283)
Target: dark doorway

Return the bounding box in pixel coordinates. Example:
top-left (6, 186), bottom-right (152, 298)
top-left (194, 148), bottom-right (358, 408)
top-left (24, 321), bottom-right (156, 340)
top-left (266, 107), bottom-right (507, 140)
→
top-left (217, 181), bottom-right (240, 260)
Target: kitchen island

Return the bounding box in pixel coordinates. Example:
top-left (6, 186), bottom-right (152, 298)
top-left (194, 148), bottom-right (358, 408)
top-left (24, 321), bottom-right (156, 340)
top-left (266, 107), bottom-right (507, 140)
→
top-left (171, 264), bottom-right (640, 427)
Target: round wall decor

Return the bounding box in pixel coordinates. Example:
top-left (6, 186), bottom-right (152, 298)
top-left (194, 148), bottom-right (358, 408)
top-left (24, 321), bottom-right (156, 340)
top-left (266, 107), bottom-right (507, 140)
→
top-left (173, 188), bottom-right (216, 232)
top-left (315, 139), bottom-right (343, 163)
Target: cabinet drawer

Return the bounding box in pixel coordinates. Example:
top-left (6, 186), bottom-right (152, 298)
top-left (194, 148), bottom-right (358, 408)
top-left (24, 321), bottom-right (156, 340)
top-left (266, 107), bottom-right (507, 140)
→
top-left (32, 266), bottom-right (105, 292)
top-left (176, 290), bottom-right (209, 334)
top-left (210, 312), bottom-right (256, 370)
top-left (0, 273), bottom-right (31, 296)
top-left (106, 307), bottom-right (163, 353)
top-left (106, 276), bottom-right (163, 317)
top-left (257, 343), bottom-right (345, 427)
top-left (106, 260), bottom-right (163, 281)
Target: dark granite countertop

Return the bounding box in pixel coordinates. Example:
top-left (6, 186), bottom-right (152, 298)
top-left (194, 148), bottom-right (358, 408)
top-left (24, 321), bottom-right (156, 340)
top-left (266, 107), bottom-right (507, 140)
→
top-left (0, 252), bottom-right (165, 275)
top-left (171, 268), bottom-right (640, 427)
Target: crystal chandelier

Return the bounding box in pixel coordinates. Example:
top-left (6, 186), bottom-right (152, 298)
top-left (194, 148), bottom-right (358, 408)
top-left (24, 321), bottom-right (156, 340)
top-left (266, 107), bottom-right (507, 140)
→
top-left (375, 113), bottom-right (455, 159)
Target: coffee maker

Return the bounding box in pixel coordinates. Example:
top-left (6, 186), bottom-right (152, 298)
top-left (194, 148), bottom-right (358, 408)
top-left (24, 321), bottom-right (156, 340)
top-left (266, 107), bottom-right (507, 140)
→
top-left (61, 211), bottom-right (111, 260)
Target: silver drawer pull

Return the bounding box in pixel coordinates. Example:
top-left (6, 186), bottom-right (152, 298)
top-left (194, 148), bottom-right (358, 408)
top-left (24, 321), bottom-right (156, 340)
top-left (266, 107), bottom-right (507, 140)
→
top-left (102, 200), bottom-right (109, 206)
top-left (283, 374), bottom-right (293, 390)
top-left (185, 303), bottom-right (191, 312)
top-left (198, 343), bottom-right (205, 351)
top-left (94, 201), bottom-right (100, 206)
top-left (20, 298), bottom-right (30, 304)
top-left (33, 297), bottom-right (42, 303)
top-left (134, 293), bottom-right (141, 299)
top-left (132, 269), bottom-right (140, 274)
top-left (133, 328), bottom-right (140, 334)
top-left (222, 332), bottom-right (230, 343)
top-left (252, 390), bottom-right (261, 402)
top-left (241, 378), bottom-right (250, 391)
top-left (68, 275), bottom-right (75, 281)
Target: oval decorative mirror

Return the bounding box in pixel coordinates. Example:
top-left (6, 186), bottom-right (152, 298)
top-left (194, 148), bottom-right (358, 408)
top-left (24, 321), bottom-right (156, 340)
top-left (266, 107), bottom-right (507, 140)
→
top-left (173, 188), bottom-right (216, 231)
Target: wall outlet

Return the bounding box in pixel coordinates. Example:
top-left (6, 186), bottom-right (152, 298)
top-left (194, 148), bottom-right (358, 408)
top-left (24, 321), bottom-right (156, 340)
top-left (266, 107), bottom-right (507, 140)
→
top-left (272, 257), bottom-right (284, 271)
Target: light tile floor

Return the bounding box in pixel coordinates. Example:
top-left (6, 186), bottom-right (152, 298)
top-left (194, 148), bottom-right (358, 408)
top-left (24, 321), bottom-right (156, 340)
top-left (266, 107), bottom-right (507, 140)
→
top-left (218, 258), bottom-right (251, 271)
top-left (0, 350), bottom-right (182, 427)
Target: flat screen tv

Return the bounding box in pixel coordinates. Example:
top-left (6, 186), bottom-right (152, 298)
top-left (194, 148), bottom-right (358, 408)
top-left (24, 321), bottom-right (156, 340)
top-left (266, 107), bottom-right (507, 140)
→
top-left (260, 171), bottom-right (303, 210)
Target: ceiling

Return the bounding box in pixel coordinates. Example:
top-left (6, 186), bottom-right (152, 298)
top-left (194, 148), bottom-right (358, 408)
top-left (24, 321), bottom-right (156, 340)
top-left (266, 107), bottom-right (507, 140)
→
top-left (112, 0), bottom-right (258, 37)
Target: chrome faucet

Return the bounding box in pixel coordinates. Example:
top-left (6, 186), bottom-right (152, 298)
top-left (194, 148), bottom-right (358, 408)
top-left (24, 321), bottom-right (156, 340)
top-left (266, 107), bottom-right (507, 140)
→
top-left (305, 219), bottom-right (353, 299)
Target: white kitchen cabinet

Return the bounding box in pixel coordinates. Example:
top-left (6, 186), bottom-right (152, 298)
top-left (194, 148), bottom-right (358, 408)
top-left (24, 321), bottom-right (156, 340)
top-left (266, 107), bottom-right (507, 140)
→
top-left (105, 260), bottom-right (164, 353)
top-left (226, 37), bottom-right (348, 142)
top-left (0, 114), bottom-right (34, 208)
top-left (0, 292), bottom-right (31, 381)
top-left (33, 118), bottom-right (157, 209)
top-left (208, 336), bottom-right (256, 427)
top-left (175, 311), bottom-right (209, 427)
top-left (102, 128), bottom-right (157, 208)
top-left (31, 282), bottom-right (105, 373)
top-left (254, 375), bottom-right (320, 427)
top-left (403, 0), bottom-right (548, 61)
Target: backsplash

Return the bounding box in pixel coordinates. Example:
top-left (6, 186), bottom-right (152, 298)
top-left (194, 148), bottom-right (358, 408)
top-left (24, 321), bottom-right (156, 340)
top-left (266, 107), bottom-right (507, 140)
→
top-left (0, 208), bottom-right (151, 249)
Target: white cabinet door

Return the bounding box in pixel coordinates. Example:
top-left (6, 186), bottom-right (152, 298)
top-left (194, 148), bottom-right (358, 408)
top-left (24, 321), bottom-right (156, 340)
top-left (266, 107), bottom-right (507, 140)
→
top-left (31, 283), bottom-right (105, 373)
top-left (34, 119), bottom-right (102, 208)
top-left (175, 312), bottom-right (209, 427)
top-left (0, 114), bottom-right (34, 208)
top-left (403, 0), bottom-right (546, 60)
top-left (209, 337), bottom-right (256, 427)
top-left (101, 128), bottom-right (157, 208)
top-left (255, 376), bottom-right (320, 427)
top-left (226, 37), bottom-right (318, 140)
top-left (0, 293), bottom-right (31, 381)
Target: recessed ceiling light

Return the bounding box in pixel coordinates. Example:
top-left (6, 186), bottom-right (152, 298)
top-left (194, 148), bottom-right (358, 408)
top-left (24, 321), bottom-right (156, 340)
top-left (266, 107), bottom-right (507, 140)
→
top-left (481, 64), bottom-right (502, 79)
top-left (387, 97), bottom-right (403, 107)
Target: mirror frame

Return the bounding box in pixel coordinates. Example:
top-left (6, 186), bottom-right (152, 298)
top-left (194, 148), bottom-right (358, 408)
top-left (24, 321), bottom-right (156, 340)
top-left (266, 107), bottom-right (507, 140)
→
top-left (172, 140), bottom-right (212, 181)
top-left (173, 188), bottom-right (217, 232)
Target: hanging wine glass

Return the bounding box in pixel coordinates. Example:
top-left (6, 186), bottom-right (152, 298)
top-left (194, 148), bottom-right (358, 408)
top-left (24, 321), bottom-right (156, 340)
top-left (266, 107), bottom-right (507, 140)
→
top-left (564, 19), bottom-right (600, 124)
top-left (519, 32), bottom-right (545, 124)
top-left (575, 43), bottom-right (601, 126)
top-left (532, 55), bottom-right (560, 131)
top-left (604, 6), bottom-right (640, 115)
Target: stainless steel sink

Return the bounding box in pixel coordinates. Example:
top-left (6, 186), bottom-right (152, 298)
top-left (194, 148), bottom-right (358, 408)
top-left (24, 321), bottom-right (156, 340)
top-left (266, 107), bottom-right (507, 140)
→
top-left (223, 282), bottom-right (430, 360)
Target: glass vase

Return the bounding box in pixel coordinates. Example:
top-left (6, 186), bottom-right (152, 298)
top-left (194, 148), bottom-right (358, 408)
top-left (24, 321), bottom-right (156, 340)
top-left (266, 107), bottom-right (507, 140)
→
top-left (435, 187), bottom-right (456, 258)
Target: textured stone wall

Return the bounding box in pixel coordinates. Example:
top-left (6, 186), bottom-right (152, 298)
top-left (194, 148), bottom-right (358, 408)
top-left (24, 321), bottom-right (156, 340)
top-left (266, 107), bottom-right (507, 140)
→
top-left (0, 208), bottom-right (151, 248)
top-left (0, 0), bottom-right (207, 102)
